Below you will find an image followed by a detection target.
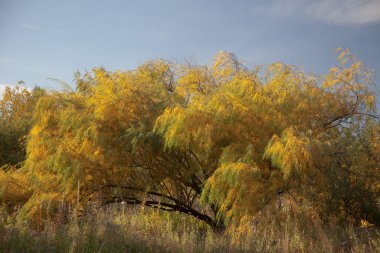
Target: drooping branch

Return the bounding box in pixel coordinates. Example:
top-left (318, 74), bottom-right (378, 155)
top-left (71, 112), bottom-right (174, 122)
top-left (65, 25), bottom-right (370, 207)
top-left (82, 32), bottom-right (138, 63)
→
top-left (87, 184), bottom-right (220, 230)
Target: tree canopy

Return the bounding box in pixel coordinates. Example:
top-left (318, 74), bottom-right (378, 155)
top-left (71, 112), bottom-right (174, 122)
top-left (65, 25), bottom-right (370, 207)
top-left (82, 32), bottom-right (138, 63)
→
top-left (1, 50), bottom-right (379, 230)
top-left (0, 85), bottom-right (46, 167)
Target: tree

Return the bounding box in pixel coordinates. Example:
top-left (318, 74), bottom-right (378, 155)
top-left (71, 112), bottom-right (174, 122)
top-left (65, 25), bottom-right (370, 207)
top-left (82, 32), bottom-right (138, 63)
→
top-left (1, 50), bottom-right (379, 229)
top-left (0, 85), bottom-right (46, 167)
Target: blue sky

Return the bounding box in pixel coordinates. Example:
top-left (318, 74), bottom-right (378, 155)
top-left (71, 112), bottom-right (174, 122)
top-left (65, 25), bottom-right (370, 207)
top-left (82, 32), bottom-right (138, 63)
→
top-left (1, 0), bottom-right (380, 93)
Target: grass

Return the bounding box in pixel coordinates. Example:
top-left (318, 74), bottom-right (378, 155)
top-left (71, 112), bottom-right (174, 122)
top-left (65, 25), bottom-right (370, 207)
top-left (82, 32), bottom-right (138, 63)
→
top-left (0, 205), bottom-right (380, 253)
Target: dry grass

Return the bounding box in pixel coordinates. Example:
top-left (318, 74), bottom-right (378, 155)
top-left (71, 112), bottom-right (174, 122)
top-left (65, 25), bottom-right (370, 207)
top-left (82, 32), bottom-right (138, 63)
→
top-left (0, 206), bottom-right (379, 253)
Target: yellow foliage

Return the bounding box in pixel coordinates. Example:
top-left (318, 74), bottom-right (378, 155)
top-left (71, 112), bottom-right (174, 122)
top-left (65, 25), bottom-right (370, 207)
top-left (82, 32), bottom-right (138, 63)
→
top-left (1, 50), bottom-right (379, 228)
top-left (264, 127), bottom-right (313, 180)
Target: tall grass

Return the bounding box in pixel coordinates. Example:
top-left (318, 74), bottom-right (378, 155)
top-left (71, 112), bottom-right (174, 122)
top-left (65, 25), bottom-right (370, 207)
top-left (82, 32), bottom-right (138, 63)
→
top-left (0, 205), bottom-right (379, 253)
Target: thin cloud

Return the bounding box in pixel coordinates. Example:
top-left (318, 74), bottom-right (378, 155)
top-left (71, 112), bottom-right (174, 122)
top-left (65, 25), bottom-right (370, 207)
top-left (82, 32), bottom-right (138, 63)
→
top-left (52, 29), bottom-right (68, 35)
top-left (306, 0), bottom-right (380, 25)
top-left (21, 23), bottom-right (67, 34)
top-left (21, 23), bottom-right (41, 30)
top-left (262, 0), bottom-right (380, 25)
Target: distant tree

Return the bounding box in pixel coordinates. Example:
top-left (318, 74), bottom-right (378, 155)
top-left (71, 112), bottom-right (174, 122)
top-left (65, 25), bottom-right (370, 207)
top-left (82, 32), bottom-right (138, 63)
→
top-left (1, 50), bottom-right (379, 230)
top-left (0, 85), bottom-right (46, 167)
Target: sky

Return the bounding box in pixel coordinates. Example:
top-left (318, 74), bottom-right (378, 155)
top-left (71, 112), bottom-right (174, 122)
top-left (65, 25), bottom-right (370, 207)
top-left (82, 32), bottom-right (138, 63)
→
top-left (1, 0), bottom-right (380, 94)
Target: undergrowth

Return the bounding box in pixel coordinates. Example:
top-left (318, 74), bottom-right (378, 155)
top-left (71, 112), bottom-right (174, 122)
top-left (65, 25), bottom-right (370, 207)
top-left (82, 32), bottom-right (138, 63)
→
top-left (0, 206), bottom-right (379, 253)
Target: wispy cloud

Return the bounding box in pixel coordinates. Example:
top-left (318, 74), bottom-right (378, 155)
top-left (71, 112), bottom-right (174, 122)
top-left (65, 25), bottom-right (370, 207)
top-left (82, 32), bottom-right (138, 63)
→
top-left (306, 0), bottom-right (380, 25)
top-left (21, 23), bottom-right (67, 34)
top-left (21, 23), bottom-right (41, 30)
top-left (52, 29), bottom-right (67, 35)
top-left (261, 0), bottom-right (380, 25)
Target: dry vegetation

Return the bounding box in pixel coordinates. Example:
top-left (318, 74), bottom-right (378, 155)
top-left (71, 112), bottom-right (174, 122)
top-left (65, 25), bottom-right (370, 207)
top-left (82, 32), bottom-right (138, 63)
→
top-left (1, 206), bottom-right (380, 253)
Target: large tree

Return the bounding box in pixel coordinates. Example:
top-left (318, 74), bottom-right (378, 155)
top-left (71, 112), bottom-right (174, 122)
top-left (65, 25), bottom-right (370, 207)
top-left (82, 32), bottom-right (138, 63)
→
top-left (1, 50), bottom-right (379, 229)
